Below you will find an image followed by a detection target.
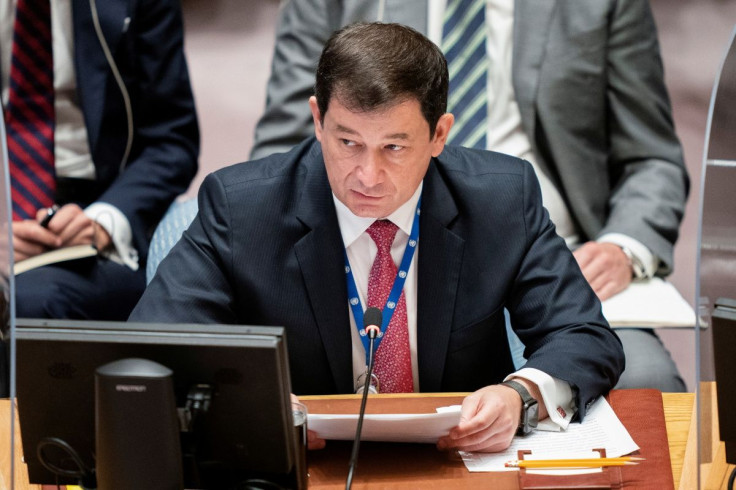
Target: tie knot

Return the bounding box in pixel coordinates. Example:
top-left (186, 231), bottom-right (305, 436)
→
top-left (366, 220), bottom-right (399, 253)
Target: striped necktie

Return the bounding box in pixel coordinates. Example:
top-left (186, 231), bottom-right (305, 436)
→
top-left (442, 0), bottom-right (488, 150)
top-left (6, 0), bottom-right (55, 221)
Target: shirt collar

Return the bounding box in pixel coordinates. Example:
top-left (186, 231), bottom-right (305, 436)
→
top-left (334, 182), bottom-right (423, 248)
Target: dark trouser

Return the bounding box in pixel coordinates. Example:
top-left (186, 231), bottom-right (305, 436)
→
top-left (15, 258), bottom-right (146, 320)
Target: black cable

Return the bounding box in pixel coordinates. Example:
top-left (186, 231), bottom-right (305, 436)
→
top-left (728, 465), bottom-right (736, 490)
top-left (36, 436), bottom-right (96, 488)
top-left (239, 478), bottom-right (287, 489)
top-left (345, 335), bottom-right (376, 490)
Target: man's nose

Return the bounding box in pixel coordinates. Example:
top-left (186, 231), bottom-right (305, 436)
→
top-left (357, 151), bottom-right (384, 187)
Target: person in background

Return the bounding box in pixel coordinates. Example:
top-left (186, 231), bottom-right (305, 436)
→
top-left (250, 0), bottom-right (689, 392)
top-left (1, 0), bottom-right (199, 321)
top-left (131, 22), bottom-right (624, 453)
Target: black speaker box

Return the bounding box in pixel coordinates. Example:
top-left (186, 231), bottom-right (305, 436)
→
top-left (95, 358), bottom-right (183, 489)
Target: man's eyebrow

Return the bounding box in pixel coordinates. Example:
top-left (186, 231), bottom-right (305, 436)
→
top-left (384, 132), bottom-right (410, 140)
top-left (335, 124), bottom-right (359, 135)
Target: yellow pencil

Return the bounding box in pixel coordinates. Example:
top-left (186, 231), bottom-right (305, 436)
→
top-left (505, 457), bottom-right (643, 468)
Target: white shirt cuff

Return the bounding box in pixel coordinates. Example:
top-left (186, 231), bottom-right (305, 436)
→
top-left (506, 367), bottom-right (575, 430)
top-left (597, 233), bottom-right (657, 278)
top-left (84, 202), bottom-right (139, 271)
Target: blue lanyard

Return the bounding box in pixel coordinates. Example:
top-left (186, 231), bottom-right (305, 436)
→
top-left (344, 197), bottom-right (421, 366)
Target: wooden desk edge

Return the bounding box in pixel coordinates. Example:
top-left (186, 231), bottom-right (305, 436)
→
top-left (2, 392), bottom-right (695, 490)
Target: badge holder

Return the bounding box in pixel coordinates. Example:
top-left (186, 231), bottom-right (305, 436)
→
top-left (517, 448), bottom-right (623, 490)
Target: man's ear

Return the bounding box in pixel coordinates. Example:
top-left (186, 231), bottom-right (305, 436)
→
top-left (431, 113), bottom-right (455, 157)
top-left (309, 96), bottom-right (323, 142)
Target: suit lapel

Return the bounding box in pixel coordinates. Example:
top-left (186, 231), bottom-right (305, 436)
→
top-left (512, 0), bottom-right (557, 150)
top-left (293, 145), bottom-right (354, 393)
top-left (416, 162), bottom-right (464, 392)
top-left (71, 0), bottom-right (128, 152)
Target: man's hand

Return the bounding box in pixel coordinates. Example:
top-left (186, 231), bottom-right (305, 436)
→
top-left (573, 242), bottom-right (632, 301)
top-left (12, 219), bottom-right (61, 261)
top-left (38, 204), bottom-right (103, 248)
top-left (13, 204), bottom-right (112, 261)
top-left (437, 380), bottom-right (545, 453)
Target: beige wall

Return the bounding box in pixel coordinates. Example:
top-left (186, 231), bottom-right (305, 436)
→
top-left (180, 0), bottom-right (736, 390)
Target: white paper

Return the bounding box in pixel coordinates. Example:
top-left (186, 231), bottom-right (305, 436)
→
top-left (459, 397), bottom-right (639, 472)
top-left (308, 405), bottom-right (461, 443)
top-left (601, 277), bottom-right (696, 328)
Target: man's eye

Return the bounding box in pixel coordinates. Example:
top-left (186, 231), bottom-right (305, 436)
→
top-left (386, 144), bottom-right (404, 151)
top-left (341, 139), bottom-right (357, 147)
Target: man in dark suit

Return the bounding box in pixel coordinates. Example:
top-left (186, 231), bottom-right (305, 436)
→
top-left (2, 0), bottom-right (199, 320)
top-left (132, 22), bottom-right (623, 452)
top-left (250, 0), bottom-right (689, 392)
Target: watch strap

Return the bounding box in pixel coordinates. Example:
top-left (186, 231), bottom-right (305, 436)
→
top-left (502, 380), bottom-right (538, 435)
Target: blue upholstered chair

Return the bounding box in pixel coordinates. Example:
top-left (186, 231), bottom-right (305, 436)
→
top-left (146, 198), bottom-right (199, 284)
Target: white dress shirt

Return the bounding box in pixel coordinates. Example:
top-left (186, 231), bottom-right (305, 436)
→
top-left (1, 0), bottom-right (137, 269)
top-left (333, 183), bottom-right (574, 429)
top-left (427, 0), bottom-right (656, 276)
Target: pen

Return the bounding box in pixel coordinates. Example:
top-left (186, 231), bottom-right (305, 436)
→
top-left (505, 457), bottom-right (644, 468)
top-left (39, 204), bottom-right (60, 228)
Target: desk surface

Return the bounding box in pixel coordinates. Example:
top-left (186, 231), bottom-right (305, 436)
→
top-left (0, 392), bottom-right (695, 490)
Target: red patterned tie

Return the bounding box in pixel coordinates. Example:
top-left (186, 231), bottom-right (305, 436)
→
top-left (366, 220), bottom-right (414, 393)
top-left (6, 0), bottom-right (55, 221)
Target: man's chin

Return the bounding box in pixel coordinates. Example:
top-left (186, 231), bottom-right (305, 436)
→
top-left (347, 202), bottom-right (391, 219)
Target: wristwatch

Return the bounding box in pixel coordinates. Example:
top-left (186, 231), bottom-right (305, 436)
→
top-left (618, 245), bottom-right (647, 280)
top-left (501, 380), bottom-right (539, 436)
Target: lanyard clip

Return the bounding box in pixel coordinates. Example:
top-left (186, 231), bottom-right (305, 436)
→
top-left (355, 371), bottom-right (379, 394)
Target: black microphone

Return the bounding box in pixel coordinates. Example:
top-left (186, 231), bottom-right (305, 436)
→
top-left (346, 307), bottom-right (382, 489)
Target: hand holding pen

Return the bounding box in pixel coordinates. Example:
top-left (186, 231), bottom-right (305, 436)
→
top-left (39, 204), bottom-right (60, 228)
top-left (12, 205), bottom-right (63, 261)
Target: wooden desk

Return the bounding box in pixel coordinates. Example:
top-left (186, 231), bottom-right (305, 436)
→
top-left (0, 393), bottom-right (697, 490)
top-left (663, 392), bottom-right (696, 489)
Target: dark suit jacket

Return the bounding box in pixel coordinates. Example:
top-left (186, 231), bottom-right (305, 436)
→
top-left (250, 0), bottom-right (689, 275)
top-left (69, 0), bottom-right (199, 262)
top-left (131, 138), bottom-right (624, 419)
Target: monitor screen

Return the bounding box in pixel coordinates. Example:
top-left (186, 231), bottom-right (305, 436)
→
top-left (15, 319), bottom-right (296, 488)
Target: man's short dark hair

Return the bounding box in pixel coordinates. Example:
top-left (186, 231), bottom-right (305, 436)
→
top-left (315, 22), bottom-right (449, 137)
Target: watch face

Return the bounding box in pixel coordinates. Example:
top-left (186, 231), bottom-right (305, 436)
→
top-left (519, 400), bottom-right (539, 435)
top-left (528, 401), bottom-right (539, 428)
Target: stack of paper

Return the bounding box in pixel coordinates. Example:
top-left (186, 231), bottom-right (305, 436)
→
top-left (601, 277), bottom-right (696, 328)
top-left (459, 398), bottom-right (639, 472)
top-left (307, 398), bottom-right (639, 473)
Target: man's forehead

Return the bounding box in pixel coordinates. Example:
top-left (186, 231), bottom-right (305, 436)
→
top-left (327, 91), bottom-right (415, 118)
top-left (323, 95), bottom-right (427, 134)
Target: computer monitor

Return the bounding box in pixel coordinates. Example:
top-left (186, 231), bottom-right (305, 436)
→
top-left (15, 319), bottom-right (297, 488)
top-left (712, 298), bottom-right (736, 464)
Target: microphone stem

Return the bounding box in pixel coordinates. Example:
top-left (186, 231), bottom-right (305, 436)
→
top-left (346, 336), bottom-right (376, 490)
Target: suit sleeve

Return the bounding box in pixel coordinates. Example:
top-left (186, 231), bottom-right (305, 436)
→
top-left (95, 0), bottom-right (199, 263)
top-left (129, 172), bottom-right (237, 323)
top-left (509, 163), bottom-right (625, 420)
top-left (599, 0), bottom-right (688, 275)
top-left (249, 0), bottom-right (340, 159)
